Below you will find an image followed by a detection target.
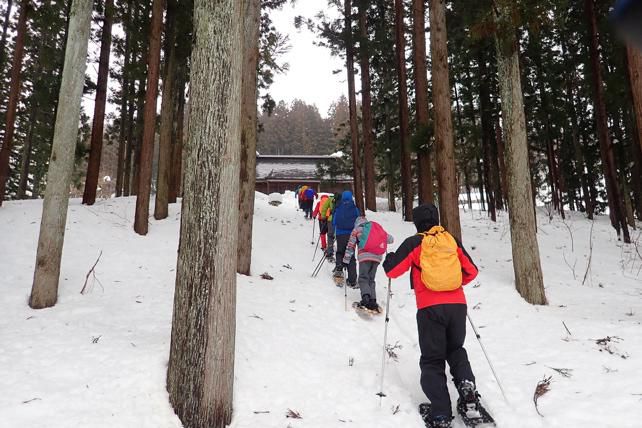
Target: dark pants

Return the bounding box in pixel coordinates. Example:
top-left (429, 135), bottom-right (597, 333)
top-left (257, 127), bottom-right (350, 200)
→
top-left (326, 222), bottom-right (335, 257)
top-left (304, 200), bottom-right (313, 218)
top-left (417, 304), bottom-right (475, 419)
top-left (335, 234), bottom-right (356, 284)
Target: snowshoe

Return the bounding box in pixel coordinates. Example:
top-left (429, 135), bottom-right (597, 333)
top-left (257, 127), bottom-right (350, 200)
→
top-left (332, 269), bottom-right (345, 287)
top-left (456, 381), bottom-right (495, 427)
top-left (352, 301), bottom-right (382, 318)
top-left (418, 403), bottom-right (453, 428)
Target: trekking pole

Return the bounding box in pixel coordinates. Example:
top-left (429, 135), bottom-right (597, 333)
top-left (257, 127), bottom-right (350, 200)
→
top-left (467, 314), bottom-right (509, 403)
top-left (377, 278), bottom-right (393, 405)
top-left (311, 254), bottom-right (326, 277)
top-left (312, 233), bottom-right (322, 261)
top-left (311, 219), bottom-right (316, 244)
top-left (344, 267), bottom-right (348, 311)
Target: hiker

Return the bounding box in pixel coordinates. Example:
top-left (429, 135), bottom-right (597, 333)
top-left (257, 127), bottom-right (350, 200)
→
top-left (313, 194), bottom-right (330, 252)
top-left (303, 186), bottom-right (317, 219)
top-left (297, 185), bottom-right (308, 211)
top-left (332, 190), bottom-right (360, 287)
top-left (382, 203), bottom-right (480, 428)
top-left (342, 216), bottom-right (393, 312)
top-left (321, 192), bottom-right (341, 260)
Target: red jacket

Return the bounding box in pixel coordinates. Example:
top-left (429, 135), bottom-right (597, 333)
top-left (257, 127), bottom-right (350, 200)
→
top-left (382, 233), bottom-right (478, 309)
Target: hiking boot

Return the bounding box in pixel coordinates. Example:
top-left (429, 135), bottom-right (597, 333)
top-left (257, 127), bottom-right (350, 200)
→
top-left (366, 300), bottom-right (380, 312)
top-left (346, 281), bottom-right (358, 289)
top-left (429, 415), bottom-right (453, 428)
top-left (457, 380), bottom-right (481, 417)
top-left (359, 294), bottom-right (371, 306)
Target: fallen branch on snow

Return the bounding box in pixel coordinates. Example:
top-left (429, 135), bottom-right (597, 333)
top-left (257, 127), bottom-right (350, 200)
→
top-left (533, 376), bottom-right (552, 417)
top-left (286, 409), bottom-right (302, 419)
top-left (546, 366), bottom-right (573, 378)
top-left (80, 251), bottom-right (103, 295)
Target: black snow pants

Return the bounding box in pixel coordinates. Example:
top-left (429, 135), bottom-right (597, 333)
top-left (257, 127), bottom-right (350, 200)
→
top-left (416, 304), bottom-right (475, 419)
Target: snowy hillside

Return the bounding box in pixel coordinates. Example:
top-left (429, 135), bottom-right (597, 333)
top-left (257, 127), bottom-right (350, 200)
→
top-left (1, 194), bottom-right (642, 428)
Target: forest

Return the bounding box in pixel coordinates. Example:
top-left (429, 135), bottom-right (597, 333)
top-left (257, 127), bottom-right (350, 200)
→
top-left (0, 0), bottom-right (642, 427)
top-left (257, 97), bottom-right (348, 155)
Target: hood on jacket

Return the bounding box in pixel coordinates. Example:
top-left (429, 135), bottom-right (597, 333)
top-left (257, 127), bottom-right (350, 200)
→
top-left (354, 216), bottom-right (368, 228)
top-left (413, 203), bottom-right (440, 233)
top-left (341, 190), bottom-right (353, 202)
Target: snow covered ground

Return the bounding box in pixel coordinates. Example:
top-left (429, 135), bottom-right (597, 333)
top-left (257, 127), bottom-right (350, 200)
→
top-left (1, 193), bottom-right (641, 427)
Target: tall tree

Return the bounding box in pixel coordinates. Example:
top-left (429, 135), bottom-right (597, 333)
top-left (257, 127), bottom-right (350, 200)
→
top-left (154, 0), bottom-right (178, 220)
top-left (0, 0), bottom-right (28, 205)
top-left (394, 0), bottom-right (413, 221)
top-left (584, 0), bottom-right (630, 243)
top-left (429, 0), bottom-right (462, 240)
top-left (493, 0), bottom-right (547, 305)
top-left (29, 0), bottom-right (93, 309)
top-left (83, 0), bottom-right (114, 205)
top-left (116, 0), bottom-right (133, 197)
top-left (412, 0), bottom-right (433, 205)
top-left (0, 0), bottom-right (13, 77)
top-left (166, 0), bottom-right (242, 426)
top-left (358, 0), bottom-right (376, 211)
top-left (134, 0), bottom-right (164, 235)
top-left (237, 0), bottom-right (261, 275)
top-left (345, 0), bottom-right (364, 213)
top-left (628, 46), bottom-right (642, 155)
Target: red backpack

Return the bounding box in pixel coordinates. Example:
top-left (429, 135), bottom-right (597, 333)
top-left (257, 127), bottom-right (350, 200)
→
top-left (358, 221), bottom-right (388, 255)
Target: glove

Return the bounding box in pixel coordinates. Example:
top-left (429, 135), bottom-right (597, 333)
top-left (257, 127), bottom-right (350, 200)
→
top-left (382, 252), bottom-right (395, 272)
top-left (341, 261), bottom-right (349, 270)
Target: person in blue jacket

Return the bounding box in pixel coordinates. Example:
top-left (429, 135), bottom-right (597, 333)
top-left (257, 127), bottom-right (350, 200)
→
top-left (303, 186), bottom-right (317, 219)
top-left (332, 190), bottom-right (361, 287)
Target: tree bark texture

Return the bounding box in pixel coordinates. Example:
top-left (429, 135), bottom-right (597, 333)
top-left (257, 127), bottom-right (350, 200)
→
top-left (169, 75), bottom-right (186, 202)
top-left (412, 0), bottom-right (433, 205)
top-left (82, 0), bottom-right (114, 205)
top-left (29, 0), bottom-right (93, 309)
top-left (0, 0), bottom-right (28, 204)
top-left (345, 0), bottom-right (364, 213)
top-left (154, 0), bottom-right (178, 220)
top-left (17, 106), bottom-right (37, 199)
top-left (493, 0), bottom-right (547, 305)
top-left (429, 0), bottom-right (461, 241)
top-left (394, 0), bottom-right (413, 221)
top-left (628, 46), bottom-right (642, 155)
top-left (166, 1), bottom-right (242, 426)
top-left (358, 0), bottom-right (376, 212)
top-left (116, 0), bottom-right (133, 197)
top-left (134, 0), bottom-right (164, 235)
top-left (584, 0), bottom-right (630, 243)
top-left (0, 0), bottom-right (13, 80)
top-left (237, 0), bottom-right (261, 275)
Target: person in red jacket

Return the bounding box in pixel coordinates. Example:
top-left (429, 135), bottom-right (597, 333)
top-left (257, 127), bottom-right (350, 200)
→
top-left (382, 203), bottom-right (480, 428)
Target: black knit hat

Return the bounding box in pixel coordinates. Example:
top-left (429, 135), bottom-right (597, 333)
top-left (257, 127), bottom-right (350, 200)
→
top-left (413, 203), bottom-right (440, 232)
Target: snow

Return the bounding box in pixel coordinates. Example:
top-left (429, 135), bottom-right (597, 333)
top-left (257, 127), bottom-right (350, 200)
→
top-left (1, 194), bottom-right (642, 428)
top-left (329, 151), bottom-right (344, 158)
top-left (268, 193), bottom-right (283, 205)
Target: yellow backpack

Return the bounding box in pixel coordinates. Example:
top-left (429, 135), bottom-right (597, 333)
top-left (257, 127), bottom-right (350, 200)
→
top-left (419, 226), bottom-right (463, 292)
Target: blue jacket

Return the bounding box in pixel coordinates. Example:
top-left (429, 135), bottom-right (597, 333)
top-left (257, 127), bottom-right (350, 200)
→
top-left (332, 191), bottom-right (361, 236)
top-left (304, 188), bottom-right (316, 200)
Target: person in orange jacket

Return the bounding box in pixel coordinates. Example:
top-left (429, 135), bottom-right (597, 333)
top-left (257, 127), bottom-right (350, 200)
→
top-left (312, 194), bottom-right (330, 251)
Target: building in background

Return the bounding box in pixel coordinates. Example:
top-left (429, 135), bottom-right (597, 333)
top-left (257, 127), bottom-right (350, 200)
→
top-left (255, 154), bottom-right (353, 194)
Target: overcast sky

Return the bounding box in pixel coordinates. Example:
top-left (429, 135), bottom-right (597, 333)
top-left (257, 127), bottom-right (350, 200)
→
top-left (268, 1), bottom-right (347, 117)
top-left (81, 2), bottom-right (346, 120)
